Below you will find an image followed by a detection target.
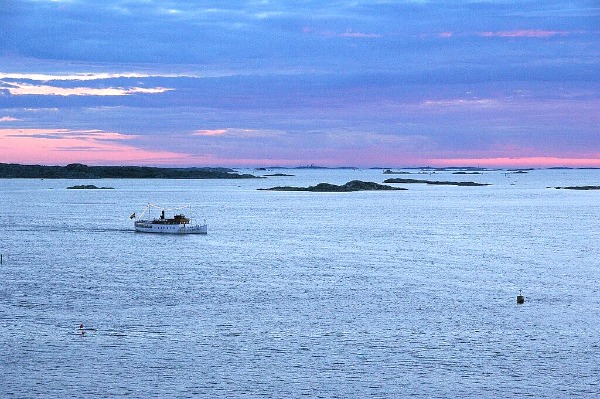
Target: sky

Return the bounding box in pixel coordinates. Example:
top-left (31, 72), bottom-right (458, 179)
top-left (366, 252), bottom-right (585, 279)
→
top-left (0, 0), bottom-right (599, 168)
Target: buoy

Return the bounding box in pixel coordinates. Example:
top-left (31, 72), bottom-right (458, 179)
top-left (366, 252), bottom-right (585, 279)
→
top-left (517, 289), bottom-right (525, 304)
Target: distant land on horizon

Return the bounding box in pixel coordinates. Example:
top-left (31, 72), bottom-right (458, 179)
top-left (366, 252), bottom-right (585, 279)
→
top-left (0, 163), bottom-right (259, 179)
top-left (263, 165), bottom-right (599, 171)
top-left (1, 163), bottom-right (597, 179)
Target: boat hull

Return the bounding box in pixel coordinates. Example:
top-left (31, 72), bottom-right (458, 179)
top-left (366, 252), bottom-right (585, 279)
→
top-left (134, 222), bottom-right (207, 234)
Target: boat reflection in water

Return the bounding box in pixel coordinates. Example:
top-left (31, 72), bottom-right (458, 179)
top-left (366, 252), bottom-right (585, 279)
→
top-left (132, 203), bottom-right (207, 234)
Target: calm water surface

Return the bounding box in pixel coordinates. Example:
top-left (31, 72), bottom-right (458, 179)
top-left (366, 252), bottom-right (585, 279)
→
top-left (1, 169), bottom-right (599, 398)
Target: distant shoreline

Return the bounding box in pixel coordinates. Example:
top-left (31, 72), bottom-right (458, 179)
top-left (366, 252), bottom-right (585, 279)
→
top-left (1, 162), bottom-right (598, 179)
top-left (262, 166), bottom-right (600, 171)
top-left (0, 163), bottom-right (260, 179)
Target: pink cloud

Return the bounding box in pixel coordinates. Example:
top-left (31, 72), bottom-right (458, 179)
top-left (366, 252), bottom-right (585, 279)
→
top-left (193, 128), bottom-right (282, 138)
top-left (0, 72), bottom-right (172, 81)
top-left (438, 32), bottom-right (453, 38)
top-left (339, 31), bottom-right (381, 38)
top-left (421, 98), bottom-right (498, 108)
top-left (479, 30), bottom-right (568, 38)
top-left (0, 82), bottom-right (173, 96)
top-left (302, 27), bottom-right (381, 38)
top-left (194, 129), bottom-right (228, 136)
top-left (0, 116), bottom-right (20, 122)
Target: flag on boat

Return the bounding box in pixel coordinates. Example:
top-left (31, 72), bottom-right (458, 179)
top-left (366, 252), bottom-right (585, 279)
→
top-left (130, 212), bottom-right (135, 219)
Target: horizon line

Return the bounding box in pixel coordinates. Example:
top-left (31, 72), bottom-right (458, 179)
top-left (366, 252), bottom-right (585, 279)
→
top-left (2, 161), bottom-right (598, 171)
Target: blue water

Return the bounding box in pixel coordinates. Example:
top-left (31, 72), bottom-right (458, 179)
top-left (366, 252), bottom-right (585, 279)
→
top-left (1, 169), bottom-right (599, 398)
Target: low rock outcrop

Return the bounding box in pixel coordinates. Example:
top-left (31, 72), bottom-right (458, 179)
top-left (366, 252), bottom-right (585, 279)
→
top-left (384, 178), bottom-right (490, 186)
top-left (67, 185), bottom-right (114, 189)
top-left (554, 186), bottom-right (600, 190)
top-left (259, 180), bottom-right (407, 192)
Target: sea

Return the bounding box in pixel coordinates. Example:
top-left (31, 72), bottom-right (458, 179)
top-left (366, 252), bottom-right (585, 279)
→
top-left (1, 168), bottom-right (599, 398)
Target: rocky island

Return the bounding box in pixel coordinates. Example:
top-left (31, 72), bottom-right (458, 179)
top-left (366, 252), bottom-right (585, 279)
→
top-left (259, 180), bottom-right (407, 192)
top-left (0, 163), bottom-right (260, 179)
top-left (67, 185), bottom-right (114, 189)
top-left (263, 173), bottom-right (295, 177)
top-left (554, 186), bottom-right (600, 190)
top-left (384, 178), bottom-right (490, 186)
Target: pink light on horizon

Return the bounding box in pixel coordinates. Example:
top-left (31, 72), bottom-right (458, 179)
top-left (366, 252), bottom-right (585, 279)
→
top-left (0, 128), bottom-right (203, 166)
top-left (426, 156), bottom-right (600, 169)
top-left (2, 128), bottom-right (599, 168)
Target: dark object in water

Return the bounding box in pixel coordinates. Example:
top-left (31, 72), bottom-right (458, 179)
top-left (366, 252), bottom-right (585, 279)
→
top-left (517, 289), bottom-right (525, 304)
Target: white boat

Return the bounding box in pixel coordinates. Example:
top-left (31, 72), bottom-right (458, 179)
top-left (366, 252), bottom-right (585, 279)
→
top-left (132, 203), bottom-right (207, 234)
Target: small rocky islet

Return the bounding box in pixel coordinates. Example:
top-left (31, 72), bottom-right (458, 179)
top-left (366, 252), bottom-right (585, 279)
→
top-left (553, 186), bottom-right (600, 190)
top-left (263, 173), bottom-right (295, 177)
top-left (259, 180), bottom-right (407, 192)
top-left (383, 178), bottom-right (490, 186)
top-left (67, 185), bottom-right (113, 189)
